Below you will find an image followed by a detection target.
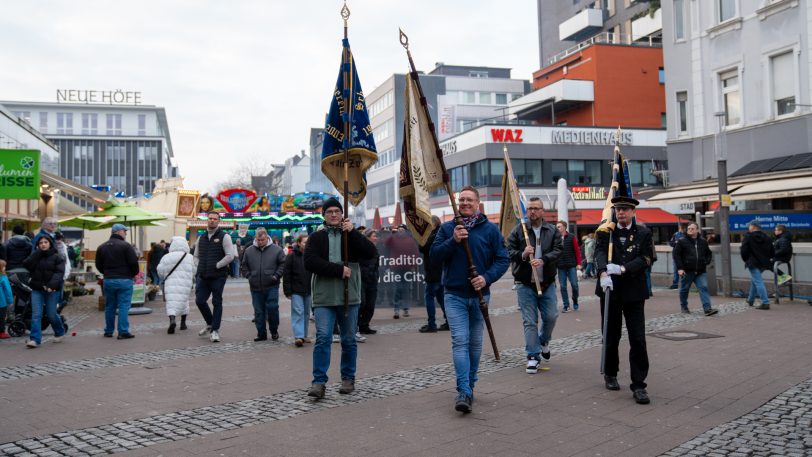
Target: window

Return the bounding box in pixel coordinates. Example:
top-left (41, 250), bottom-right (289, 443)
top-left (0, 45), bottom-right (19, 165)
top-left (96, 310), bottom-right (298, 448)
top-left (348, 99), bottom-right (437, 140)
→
top-left (720, 70), bottom-right (741, 126)
top-left (608, 0), bottom-right (615, 17)
top-left (551, 160), bottom-right (567, 183)
top-left (13, 111), bottom-right (31, 123)
top-left (674, 0), bottom-right (685, 40)
top-left (106, 114), bottom-right (122, 135)
top-left (450, 166), bottom-right (469, 192)
top-left (56, 113), bottom-right (73, 134)
top-left (471, 160), bottom-right (503, 187)
top-left (138, 114), bottom-right (147, 135)
top-left (719, 0), bottom-right (736, 22)
top-left (676, 91), bottom-right (688, 133)
top-left (372, 119), bottom-right (393, 141)
top-left (81, 113), bottom-right (98, 135)
top-left (479, 92), bottom-right (492, 105)
top-left (469, 70), bottom-right (489, 78)
top-left (771, 51), bottom-right (795, 116)
top-left (658, 68), bottom-right (665, 84)
top-left (461, 91), bottom-right (476, 104)
top-left (511, 159), bottom-right (543, 186)
top-left (628, 160), bottom-right (663, 186)
top-left (39, 112), bottom-right (48, 131)
top-left (495, 93), bottom-right (508, 105)
top-left (660, 113), bottom-right (667, 129)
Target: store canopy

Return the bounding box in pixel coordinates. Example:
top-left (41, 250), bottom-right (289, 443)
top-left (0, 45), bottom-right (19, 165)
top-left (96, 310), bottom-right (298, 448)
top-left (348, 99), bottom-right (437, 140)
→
top-left (646, 185), bottom-right (742, 204)
top-left (41, 171), bottom-right (108, 206)
top-left (729, 176), bottom-right (812, 201)
top-left (573, 208), bottom-right (688, 226)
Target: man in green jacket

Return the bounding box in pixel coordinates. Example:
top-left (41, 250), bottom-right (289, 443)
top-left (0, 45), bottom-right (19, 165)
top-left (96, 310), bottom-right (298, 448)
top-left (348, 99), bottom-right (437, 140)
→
top-left (304, 198), bottom-right (377, 399)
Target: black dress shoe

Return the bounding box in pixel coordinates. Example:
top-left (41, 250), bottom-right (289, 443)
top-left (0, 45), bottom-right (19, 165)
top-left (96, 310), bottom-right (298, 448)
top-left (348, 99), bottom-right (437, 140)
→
top-left (438, 322), bottom-right (450, 331)
top-left (604, 375), bottom-right (620, 391)
top-left (359, 327), bottom-right (377, 335)
top-left (633, 388), bottom-right (650, 404)
top-left (103, 333), bottom-right (113, 338)
top-left (254, 336), bottom-right (268, 342)
top-left (271, 333), bottom-right (279, 341)
top-left (419, 325), bottom-right (438, 333)
top-left (117, 333), bottom-right (135, 340)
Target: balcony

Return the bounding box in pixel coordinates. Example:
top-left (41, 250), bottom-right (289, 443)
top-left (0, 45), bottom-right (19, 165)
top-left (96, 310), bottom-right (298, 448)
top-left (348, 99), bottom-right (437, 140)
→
top-left (559, 8), bottom-right (604, 41)
top-left (508, 79), bottom-right (594, 121)
top-left (547, 32), bottom-right (662, 67)
top-left (631, 8), bottom-right (662, 40)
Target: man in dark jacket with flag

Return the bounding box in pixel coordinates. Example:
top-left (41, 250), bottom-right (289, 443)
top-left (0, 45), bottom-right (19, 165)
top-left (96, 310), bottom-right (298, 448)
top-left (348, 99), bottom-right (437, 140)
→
top-left (674, 222), bottom-right (718, 316)
top-left (507, 197), bottom-right (563, 374)
top-left (431, 186), bottom-right (510, 413)
top-left (741, 220), bottom-right (774, 309)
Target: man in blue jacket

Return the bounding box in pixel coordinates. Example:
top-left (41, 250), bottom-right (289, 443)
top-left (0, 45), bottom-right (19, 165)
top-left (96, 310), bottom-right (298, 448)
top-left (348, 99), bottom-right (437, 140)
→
top-left (430, 186), bottom-right (509, 413)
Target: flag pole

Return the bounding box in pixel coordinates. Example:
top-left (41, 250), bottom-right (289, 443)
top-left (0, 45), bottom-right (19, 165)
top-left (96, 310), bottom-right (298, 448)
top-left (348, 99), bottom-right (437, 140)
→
top-left (400, 29), bottom-right (499, 360)
top-left (600, 127), bottom-right (622, 374)
top-left (341, 2), bottom-right (351, 315)
top-left (503, 144), bottom-right (543, 296)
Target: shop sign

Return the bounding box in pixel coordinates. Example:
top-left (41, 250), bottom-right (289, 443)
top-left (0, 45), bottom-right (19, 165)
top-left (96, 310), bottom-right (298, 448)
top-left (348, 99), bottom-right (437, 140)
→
top-left (571, 186), bottom-right (607, 200)
top-left (216, 188), bottom-right (258, 213)
top-left (0, 149), bottom-right (40, 199)
top-left (441, 140), bottom-right (457, 157)
top-left (56, 89), bottom-right (142, 105)
top-left (552, 129), bottom-right (633, 145)
top-left (490, 128), bottom-right (523, 143)
top-left (729, 213), bottom-right (812, 231)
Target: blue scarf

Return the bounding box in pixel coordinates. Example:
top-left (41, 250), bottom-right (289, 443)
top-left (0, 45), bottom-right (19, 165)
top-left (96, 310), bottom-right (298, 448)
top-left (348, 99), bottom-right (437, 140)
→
top-left (461, 213), bottom-right (484, 230)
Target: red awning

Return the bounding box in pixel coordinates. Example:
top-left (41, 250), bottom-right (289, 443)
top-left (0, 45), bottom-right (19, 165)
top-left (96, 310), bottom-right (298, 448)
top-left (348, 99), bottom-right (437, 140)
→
top-left (570, 208), bottom-right (688, 226)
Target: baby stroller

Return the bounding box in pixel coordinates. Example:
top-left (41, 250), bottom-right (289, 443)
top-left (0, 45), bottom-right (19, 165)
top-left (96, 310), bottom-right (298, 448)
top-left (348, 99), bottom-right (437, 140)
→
top-left (6, 273), bottom-right (69, 338)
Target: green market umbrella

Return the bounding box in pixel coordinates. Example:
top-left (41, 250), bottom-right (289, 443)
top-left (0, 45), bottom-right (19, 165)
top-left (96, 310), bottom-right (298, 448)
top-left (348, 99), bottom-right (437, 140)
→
top-left (85, 200), bottom-right (166, 229)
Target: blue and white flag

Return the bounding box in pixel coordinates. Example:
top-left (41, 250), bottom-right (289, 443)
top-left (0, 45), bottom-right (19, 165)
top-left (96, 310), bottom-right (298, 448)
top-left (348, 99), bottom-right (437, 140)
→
top-left (321, 38), bottom-right (377, 206)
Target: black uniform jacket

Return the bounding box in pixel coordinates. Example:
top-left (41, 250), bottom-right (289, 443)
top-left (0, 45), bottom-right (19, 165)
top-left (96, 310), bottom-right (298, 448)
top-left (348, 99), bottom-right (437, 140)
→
top-left (594, 222), bottom-right (653, 302)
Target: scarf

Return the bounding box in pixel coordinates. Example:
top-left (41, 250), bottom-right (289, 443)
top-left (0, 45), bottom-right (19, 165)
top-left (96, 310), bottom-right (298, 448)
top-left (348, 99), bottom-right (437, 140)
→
top-left (461, 213), bottom-right (483, 231)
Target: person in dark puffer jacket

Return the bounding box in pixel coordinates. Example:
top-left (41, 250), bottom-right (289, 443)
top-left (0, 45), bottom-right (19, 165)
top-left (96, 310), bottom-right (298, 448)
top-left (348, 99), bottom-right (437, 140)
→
top-left (96, 224), bottom-right (140, 339)
top-left (22, 234), bottom-right (66, 348)
top-left (740, 220), bottom-right (775, 309)
top-left (674, 222), bottom-right (717, 316)
top-left (284, 233), bottom-right (313, 346)
top-left (5, 224), bottom-right (33, 274)
top-left (772, 224), bottom-right (793, 285)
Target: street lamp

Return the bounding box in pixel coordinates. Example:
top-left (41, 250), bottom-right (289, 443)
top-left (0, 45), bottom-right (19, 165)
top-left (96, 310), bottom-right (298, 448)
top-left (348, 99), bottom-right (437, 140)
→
top-left (714, 111), bottom-right (732, 297)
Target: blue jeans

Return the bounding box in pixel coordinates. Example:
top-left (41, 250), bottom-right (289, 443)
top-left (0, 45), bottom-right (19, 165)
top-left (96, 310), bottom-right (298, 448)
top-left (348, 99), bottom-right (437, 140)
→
top-left (103, 278), bottom-right (133, 335)
top-left (195, 276), bottom-right (227, 331)
top-left (557, 267), bottom-right (579, 309)
top-left (424, 281), bottom-right (445, 328)
top-left (747, 267), bottom-right (770, 306)
top-left (393, 278), bottom-right (409, 313)
top-left (251, 287), bottom-right (280, 338)
top-left (30, 289), bottom-right (65, 344)
top-left (290, 294), bottom-right (311, 339)
top-left (445, 293), bottom-right (486, 396)
top-left (312, 305), bottom-right (359, 384)
top-left (517, 284), bottom-right (558, 357)
top-left (584, 262), bottom-right (595, 278)
top-left (671, 259), bottom-right (680, 287)
top-left (679, 272), bottom-right (713, 311)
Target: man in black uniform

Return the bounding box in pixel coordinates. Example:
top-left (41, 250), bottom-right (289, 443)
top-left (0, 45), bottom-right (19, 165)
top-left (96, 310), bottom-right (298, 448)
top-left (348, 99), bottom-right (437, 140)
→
top-left (595, 196), bottom-right (653, 405)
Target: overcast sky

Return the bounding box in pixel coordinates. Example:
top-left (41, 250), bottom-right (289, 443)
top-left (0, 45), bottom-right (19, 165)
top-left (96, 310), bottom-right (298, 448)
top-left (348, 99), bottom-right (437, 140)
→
top-left (0, 1), bottom-right (539, 193)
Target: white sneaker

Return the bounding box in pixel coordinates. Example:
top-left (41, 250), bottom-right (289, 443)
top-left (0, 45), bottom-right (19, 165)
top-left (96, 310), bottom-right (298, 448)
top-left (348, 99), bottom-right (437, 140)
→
top-left (541, 345), bottom-right (551, 363)
top-left (198, 326), bottom-right (211, 336)
top-left (526, 357), bottom-right (539, 374)
top-left (332, 334), bottom-right (340, 343)
top-left (26, 340), bottom-right (38, 348)
top-left (210, 330), bottom-right (220, 342)
top-left (356, 333), bottom-right (366, 343)
top-left (52, 336), bottom-right (64, 343)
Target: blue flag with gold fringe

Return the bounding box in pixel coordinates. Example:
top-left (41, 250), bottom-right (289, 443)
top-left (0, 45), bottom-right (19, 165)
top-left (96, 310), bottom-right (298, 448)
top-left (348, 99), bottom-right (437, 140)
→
top-left (321, 38), bottom-right (377, 206)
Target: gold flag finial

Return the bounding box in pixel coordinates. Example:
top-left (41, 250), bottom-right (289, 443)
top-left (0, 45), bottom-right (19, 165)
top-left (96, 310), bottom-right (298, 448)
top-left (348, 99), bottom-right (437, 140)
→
top-left (341, 2), bottom-right (350, 23)
top-left (399, 28), bottom-right (409, 49)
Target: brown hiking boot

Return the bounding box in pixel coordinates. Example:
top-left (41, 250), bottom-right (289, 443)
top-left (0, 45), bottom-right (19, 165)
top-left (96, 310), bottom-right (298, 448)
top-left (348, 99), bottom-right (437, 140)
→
top-left (307, 383), bottom-right (325, 399)
top-left (339, 379), bottom-right (355, 394)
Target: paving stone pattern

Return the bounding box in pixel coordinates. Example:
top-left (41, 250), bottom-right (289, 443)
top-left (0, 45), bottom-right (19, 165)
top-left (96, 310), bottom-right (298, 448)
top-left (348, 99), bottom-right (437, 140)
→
top-left (660, 378), bottom-right (812, 457)
top-left (0, 301), bottom-right (758, 456)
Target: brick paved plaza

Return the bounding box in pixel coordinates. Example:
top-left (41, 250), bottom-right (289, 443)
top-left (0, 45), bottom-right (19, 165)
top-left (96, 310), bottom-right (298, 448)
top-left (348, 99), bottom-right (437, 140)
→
top-left (0, 278), bottom-right (810, 456)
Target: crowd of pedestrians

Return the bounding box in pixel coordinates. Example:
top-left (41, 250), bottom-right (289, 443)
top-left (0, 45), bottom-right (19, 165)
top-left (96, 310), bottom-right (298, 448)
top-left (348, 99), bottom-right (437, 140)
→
top-left (0, 198), bottom-right (802, 413)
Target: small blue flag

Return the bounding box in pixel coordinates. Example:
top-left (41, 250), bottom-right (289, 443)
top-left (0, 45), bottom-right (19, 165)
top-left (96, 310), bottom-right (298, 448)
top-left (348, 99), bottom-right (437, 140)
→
top-left (321, 38), bottom-right (377, 206)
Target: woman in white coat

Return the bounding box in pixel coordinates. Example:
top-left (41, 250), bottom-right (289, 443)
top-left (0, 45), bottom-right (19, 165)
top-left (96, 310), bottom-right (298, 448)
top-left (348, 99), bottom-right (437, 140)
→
top-left (157, 236), bottom-right (195, 334)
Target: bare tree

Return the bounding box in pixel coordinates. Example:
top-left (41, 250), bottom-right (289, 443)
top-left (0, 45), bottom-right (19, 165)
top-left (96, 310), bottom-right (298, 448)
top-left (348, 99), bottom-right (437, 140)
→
top-left (215, 156), bottom-right (277, 193)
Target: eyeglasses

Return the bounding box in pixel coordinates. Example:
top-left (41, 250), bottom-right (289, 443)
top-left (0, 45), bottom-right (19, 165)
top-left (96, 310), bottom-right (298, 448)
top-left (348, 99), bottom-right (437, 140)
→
top-left (527, 207), bottom-right (543, 211)
top-left (324, 209), bottom-right (342, 215)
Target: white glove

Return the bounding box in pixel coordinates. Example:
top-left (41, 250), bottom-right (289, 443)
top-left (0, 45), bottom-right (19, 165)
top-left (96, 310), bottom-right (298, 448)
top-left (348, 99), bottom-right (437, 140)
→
top-left (600, 275), bottom-right (613, 291)
top-left (606, 263), bottom-right (622, 276)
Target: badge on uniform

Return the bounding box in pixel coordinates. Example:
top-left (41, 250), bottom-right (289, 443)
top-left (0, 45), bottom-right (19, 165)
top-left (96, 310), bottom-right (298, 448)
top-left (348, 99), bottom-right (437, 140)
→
top-left (214, 239), bottom-right (221, 243)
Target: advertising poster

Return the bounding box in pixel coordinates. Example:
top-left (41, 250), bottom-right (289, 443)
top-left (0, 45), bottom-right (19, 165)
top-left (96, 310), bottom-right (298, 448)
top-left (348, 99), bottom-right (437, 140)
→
top-left (0, 149), bottom-right (40, 199)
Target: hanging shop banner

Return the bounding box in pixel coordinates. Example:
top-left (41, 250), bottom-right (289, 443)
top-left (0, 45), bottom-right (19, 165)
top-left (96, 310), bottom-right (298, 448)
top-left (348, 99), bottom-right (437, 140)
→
top-left (0, 149), bottom-right (40, 199)
top-left (216, 188), bottom-right (258, 213)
